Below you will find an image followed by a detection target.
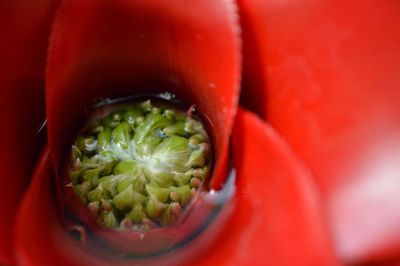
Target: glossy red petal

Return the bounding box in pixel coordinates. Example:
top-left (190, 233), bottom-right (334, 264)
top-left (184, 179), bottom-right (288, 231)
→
top-left (0, 1), bottom-right (59, 263)
top-left (15, 149), bottom-right (80, 266)
top-left (238, 0), bottom-right (400, 263)
top-left (191, 108), bottom-right (338, 265)
top-left (46, 0), bottom-right (240, 189)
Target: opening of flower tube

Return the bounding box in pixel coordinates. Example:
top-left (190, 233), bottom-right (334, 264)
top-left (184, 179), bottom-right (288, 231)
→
top-left (66, 98), bottom-right (212, 229)
top-left (58, 96), bottom-right (237, 256)
top-left (28, 0), bottom-right (241, 262)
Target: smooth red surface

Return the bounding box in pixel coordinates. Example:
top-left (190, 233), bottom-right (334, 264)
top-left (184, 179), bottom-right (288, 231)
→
top-left (192, 108), bottom-right (338, 265)
top-left (238, 0), bottom-right (400, 263)
top-left (0, 0), bottom-right (59, 264)
top-left (46, 0), bottom-right (240, 190)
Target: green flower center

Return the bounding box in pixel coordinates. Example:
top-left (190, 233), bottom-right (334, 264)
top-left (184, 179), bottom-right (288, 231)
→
top-left (67, 99), bottom-right (210, 230)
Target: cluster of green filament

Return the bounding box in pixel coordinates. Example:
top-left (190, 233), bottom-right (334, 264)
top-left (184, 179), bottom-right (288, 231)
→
top-left (68, 100), bottom-right (210, 230)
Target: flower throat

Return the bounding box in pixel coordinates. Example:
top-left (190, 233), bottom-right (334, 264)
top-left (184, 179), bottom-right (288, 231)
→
top-left (66, 97), bottom-right (211, 230)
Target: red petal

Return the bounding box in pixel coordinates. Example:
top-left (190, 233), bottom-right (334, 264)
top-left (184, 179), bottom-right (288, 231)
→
top-left (238, 0), bottom-right (400, 263)
top-left (46, 0), bottom-right (240, 189)
top-left (0, 1), bottom-right (59, 263)
top-left (191, 108), bottom-right (338, 265)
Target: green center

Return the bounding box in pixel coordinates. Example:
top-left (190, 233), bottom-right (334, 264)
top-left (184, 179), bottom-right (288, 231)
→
top-left (68, 99), bottom-right (210, 230)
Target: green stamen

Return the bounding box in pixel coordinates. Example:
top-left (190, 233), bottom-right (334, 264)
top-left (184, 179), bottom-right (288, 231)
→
top-left (67, 99), bottom-right (211, 230)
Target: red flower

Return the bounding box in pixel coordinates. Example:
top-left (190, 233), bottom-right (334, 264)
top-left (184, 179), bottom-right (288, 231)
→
top-left (1, 0), bottom-right (399, 265)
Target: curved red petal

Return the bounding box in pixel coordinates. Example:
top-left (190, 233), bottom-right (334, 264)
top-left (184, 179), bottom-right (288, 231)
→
top-left (191, 108), bottom-right (338, 265)
top-left (238, 0), bottom-right (400, 263)
top-left (0, 1), bottom-right (59, 263)
top-left (15, 149), bottom-right (79, 266)
top-left (46, 0), bottom-right (240, 189)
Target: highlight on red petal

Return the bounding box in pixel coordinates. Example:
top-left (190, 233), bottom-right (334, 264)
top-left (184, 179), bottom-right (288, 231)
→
top-left (46, 0), bottom-right (241, 190)
top-left (0, 0), bottom-right (59, 264)
top-left (238, 0), bottom-right (400, 263)
top-left (190, 108), bottom-right (337, 265)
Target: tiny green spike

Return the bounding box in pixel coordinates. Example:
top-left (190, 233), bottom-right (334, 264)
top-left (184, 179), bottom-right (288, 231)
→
top-left (118, 172), bottom-right (147, 193)
top-left (152, 135), bottom-right (192, 172)
top-left (126, 205), bottom-right (146, 223)
top-left (123, 108), bottom-right (142, 125)
top-left (97, 127), bottom-right (111, 150)
top-left (146, 196), bottom-right (167, 219)
top-left (141, 100), bottom-right (152, 112)
top-left (163, 122), bottom-right (187, 137)
top-left (113, 185), bottom-right (147, 210)
top-left (145, 184), bottom-right (170, 203)
top-left (172, 185), bottom-right (192, 205)
top-left (172, 170), bottom-right (193, 187)
top-left (81, 168), bottom-right (102, 186)
top-left (87, 184), bottom-right (105, 202)
top-left (187, 149), bottom-right (206, 168)
top-left (184, 118), bottom-right (201, 134)
top-left (188, 133), bottom-right (206, 146)
top-left (101, 210), bottom-right (119, 228)
top-left (112, 122), bottom-right (132, 149)
top-left (163, 109), bottom-right (175, 120)
top-left (98, 175), bottom-right (117, 196)
top-left (144, 169), bottom-right (175, 188)
top-left (134, 113), bottom-right (170, 145)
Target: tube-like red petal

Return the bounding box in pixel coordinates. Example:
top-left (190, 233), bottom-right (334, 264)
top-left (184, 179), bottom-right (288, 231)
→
top-left (46, 0), bottom-right (240, 190)
top-left (190, 108), bottom-right (337, 265)
top-left (238, 0), bottom-right (400, 263)
top-left (0, 1), bottom-right (59, 263)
